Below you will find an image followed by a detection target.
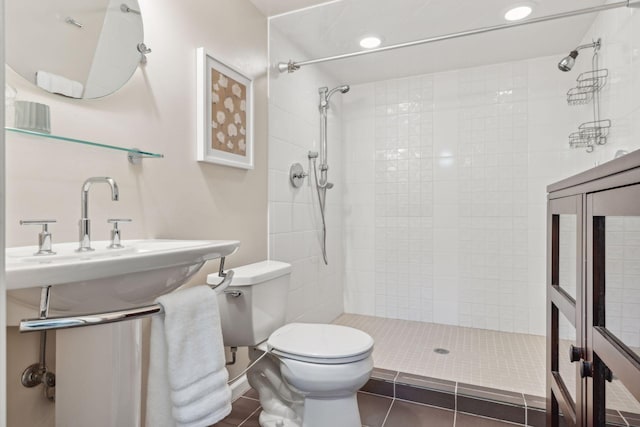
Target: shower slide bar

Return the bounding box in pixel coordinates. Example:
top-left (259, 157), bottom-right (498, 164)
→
top-left (278, 0), bottom-right (640, 74)
top-left (18, 257), bottom-right (236, 333)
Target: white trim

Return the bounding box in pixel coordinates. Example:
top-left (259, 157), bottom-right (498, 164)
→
top-left (230, 375), bottom-right (251, 402)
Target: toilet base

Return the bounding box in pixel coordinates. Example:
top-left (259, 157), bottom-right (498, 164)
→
top-left (259, 411), bottom-right (302, 427)
top-left (256, 393), bottom-right (361, 427)
top-left (301, 394), bottom-right (361, 427)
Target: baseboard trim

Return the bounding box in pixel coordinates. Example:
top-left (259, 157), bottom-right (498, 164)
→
top-left (230, 374), bottom-right (251, 402)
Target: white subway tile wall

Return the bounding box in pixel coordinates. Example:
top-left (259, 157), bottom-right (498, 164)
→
top-left (268, 28), bottom-right (345, 324)
top-left (341, 4), bottom-right (640, 336)
top-left (344, 58), bottom-right (551, 335)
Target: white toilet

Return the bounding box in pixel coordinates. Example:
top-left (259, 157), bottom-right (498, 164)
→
top-left (217, 260), bottom-right (374, 427)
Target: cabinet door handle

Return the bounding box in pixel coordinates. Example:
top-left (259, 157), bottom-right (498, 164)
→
top-left (580, 360), bottom-right (593, 378)
top-left (605, 366), bottom-right (613, 382)
top-left (569, 345), bottom-right (584, 363)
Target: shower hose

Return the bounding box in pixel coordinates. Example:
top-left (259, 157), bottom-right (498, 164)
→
top-left (310, 157), bottom-right (329, 265)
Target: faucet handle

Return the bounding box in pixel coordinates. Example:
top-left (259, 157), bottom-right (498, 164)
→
top-left (20, 220), bottom-right (57, 255)
top-left (107, 219), bottom-right (132, 249)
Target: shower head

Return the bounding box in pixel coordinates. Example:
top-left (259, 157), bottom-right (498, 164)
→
top-left (558, 50), bottom-right (579, 72)
top-left (326, 85), bottom-right (350, 101)
top-left (319, 84), bottom-right (351, 111)
top-left (557, 39), bottom-right (601, 72)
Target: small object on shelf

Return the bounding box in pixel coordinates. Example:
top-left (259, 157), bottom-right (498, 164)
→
top-left (14, 101), bottom-right (51, 134)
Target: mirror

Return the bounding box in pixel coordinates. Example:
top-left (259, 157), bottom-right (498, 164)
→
top-left (6, 0), bottom-right (145, 99)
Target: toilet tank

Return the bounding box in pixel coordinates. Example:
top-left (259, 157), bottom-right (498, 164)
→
top-left (217, 260), bottom-right (291, 347)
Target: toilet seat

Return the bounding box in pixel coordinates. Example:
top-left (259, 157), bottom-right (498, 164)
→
top-left (267, 323), bottom-right (374, 364)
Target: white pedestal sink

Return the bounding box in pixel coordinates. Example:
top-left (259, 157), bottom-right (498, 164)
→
top-left (6, 239), bottom-right (240, 427)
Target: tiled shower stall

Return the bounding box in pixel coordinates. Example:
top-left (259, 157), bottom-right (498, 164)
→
top-left (267, 0), bottom-right (640, 399)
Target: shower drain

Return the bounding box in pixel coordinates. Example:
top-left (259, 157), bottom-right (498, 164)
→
top-left (434, 348), bottom-right (450, 355)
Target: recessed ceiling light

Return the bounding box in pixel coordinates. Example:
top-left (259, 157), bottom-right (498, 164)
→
top-left (359, 36), bottom-right (382, 49)
top-left (504, 5), bottom-right (533, 21)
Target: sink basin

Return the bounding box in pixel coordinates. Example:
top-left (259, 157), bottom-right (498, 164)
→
top-left (6, 239), bottom-right (240, 316)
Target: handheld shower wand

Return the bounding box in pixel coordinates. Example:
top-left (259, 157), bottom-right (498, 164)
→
top-left (312, 84), bottom-right (350, 264)
top-left (317, 85), bottom-right (350, 188)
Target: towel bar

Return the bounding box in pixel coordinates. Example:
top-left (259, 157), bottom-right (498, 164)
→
top-left (19, 258), bottom-right (234, 333)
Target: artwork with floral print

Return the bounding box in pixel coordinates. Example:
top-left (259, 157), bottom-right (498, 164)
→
top-left (211, 69), bottom-right (247, 156)
top-left (197, 48), bottom-right (253, 168)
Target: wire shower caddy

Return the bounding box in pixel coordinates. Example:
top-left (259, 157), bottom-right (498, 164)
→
top-left (566, 38), bottom-right (611, 153)
top-left (566, 69), bottom-right (608, 106)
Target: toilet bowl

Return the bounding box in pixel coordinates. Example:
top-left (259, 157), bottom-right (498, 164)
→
top-left (217, 261), bottom-right (374, 427)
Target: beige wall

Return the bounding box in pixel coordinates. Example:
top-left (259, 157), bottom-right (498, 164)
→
top-left (5, 0), bottom-right (268, 425)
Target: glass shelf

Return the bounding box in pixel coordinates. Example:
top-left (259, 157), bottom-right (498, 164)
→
top-left (5, 127), bottom-right (164, 160)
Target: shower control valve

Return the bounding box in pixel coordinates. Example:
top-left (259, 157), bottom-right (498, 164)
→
top-left (292, 171), bottom-right (308, 179)
top-left (290, 163), bottom-right (308, 188)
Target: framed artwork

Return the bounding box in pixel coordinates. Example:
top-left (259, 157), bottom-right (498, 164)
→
top-left (196, 47), bottom-right (253, 169)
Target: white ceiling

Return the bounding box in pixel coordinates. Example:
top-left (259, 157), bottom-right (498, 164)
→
top-left (249, 0), bottom-right (335, 18)
top-left (264, 0), bottom-right (607, 84)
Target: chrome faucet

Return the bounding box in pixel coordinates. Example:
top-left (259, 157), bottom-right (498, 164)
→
top-left (77, 177), bottom-right (119, 252)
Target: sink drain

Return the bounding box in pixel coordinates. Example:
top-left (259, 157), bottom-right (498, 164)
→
top-left (434, 348), bottom-right (450, 355)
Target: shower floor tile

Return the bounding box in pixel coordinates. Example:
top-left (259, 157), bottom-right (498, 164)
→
top-left (333, 313), bottom-right (547, 397)
top-left (334, 313), bottom-right (640, 415)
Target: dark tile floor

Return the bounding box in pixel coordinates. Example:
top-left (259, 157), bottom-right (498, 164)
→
top-left (212, 390), bottom-right (527, 427)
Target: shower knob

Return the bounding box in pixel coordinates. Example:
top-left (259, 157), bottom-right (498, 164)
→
top-left (290, 163), bottom-right (308, 188)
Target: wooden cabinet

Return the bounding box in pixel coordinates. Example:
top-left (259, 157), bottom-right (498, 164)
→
top-left (547, 153), bottom-right (640, 427)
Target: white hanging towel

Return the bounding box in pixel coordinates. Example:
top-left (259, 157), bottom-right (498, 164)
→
top-left (146, 285), bottom-right (231, 427)
top-left (36, 71), bottom-right (84, 98)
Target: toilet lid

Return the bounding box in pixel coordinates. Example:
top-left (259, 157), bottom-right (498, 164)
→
top-left (267, 323), bottom-right (374, 362)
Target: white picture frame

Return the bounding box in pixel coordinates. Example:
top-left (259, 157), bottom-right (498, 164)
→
top-left (196, 47), bottom-right (254, 169)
